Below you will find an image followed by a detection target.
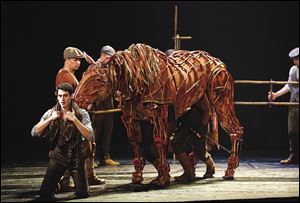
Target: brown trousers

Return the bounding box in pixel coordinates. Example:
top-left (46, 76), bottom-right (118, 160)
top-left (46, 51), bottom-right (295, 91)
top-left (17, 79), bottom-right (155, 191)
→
top-left (40, 146), bottom-right (88, 198)
top-left (62, 139), bottom-right (96, 180)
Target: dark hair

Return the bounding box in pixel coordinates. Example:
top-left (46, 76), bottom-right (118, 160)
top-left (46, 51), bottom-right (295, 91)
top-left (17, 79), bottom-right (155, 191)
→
top-left (55, 83), bottom-right (74, 95)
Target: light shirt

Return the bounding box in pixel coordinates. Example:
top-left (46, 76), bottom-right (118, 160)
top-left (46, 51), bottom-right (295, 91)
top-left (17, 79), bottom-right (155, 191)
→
top-left (31, 108), bottom-right (94, 140)
top-left (284, 65), bottom-right (299, 102)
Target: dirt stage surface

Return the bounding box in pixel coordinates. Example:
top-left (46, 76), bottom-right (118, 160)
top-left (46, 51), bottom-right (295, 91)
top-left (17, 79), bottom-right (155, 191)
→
top-left (1, 157), bottom-right (299, 202)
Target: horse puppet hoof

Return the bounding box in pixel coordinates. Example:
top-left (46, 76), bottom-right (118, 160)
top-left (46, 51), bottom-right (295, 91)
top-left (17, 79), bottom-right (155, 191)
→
top-left (150, 176), bottom-right (170, 187)
top-left (222, 175), bottom-right (234, 180)
top-left (132, 172), bottom-right (144, 184)
top-left (132, 178), bottom-right (143, 184)
top-left (223, 169), bottom-right (235, 180)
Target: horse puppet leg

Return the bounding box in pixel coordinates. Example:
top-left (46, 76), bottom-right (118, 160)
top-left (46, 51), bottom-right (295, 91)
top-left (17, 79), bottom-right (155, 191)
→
top-left (208, 69), bottom-right (244, 180)
top-left (150, 105), bottom-right (170, 187)
top-left (121, 109), bottom-right (145, 184)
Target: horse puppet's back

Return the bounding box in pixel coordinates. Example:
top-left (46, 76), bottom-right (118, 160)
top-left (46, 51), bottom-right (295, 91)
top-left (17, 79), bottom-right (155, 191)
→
top-left (141, 50), bottom-right (225, 119)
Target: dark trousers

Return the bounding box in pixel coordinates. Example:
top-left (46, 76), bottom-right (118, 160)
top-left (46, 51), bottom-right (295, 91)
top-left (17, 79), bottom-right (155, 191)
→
top-left (171, 106), bottom-right (209, 160)
top-left (91, 98), bottom-right (114, 162)
top-left (93, 112), bottom-right (114, 161)
top-left (40, 146), bottom-right (88, 198)
top-left (141, 121), bottom-right (158, 163)
top-left (172, 124), bottom-right (208, 160)
top-left (288, 106), bottom-right (299, 158)
top-left (140, 119), bottom-right (209, 162)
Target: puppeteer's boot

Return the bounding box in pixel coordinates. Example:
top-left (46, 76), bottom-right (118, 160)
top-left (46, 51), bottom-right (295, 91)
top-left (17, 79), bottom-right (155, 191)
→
top-left (85, 157), bottom-right (105, 185)
top-left (88, 172), bottom-right (106, 185)
top-left (59, 175), bottom-right (75, 192)
top-left (203, 155), bottom-right (215, 178)
top-left (174, 153), bottom-right (196, 182)
top-left (102, 154), bottom-right (120, 166)
top-left (280, 153), bottom-right (297, 164)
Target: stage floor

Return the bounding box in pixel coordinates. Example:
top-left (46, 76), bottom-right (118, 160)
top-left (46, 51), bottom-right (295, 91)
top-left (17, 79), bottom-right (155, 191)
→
top-left (1, 157), bottom-right (299, 202)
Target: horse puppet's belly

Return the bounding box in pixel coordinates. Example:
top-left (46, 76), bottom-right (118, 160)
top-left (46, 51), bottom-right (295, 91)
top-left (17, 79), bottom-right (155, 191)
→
top-left (141, 68), bottom-right (207, 119)
top-left (172, 79), bottom-right (206, 118)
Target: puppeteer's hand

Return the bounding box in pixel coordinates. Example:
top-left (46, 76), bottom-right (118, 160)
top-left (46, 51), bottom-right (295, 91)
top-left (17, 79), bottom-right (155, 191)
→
top-left (65, 110), bottom-right (76, 122)
top-left (87, 104), bottom-right (93, 111)
top-left (268, 91), bottom-right (276, 102)
top-left (50, 111), bottom-right (61, 121)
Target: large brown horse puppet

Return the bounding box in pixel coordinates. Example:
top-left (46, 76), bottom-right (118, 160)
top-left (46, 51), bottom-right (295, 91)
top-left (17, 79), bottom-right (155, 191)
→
top-left (74, 44), bottom-right (244, 187)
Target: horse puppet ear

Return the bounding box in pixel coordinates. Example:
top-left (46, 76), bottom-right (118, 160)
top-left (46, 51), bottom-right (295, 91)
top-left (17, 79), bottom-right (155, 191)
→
top-left (83, 52), bottom-right (96, 65)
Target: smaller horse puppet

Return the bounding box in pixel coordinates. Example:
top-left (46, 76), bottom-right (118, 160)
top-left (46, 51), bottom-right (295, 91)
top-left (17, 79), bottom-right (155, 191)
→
top-left (74, 44), bottom-right (244, 187)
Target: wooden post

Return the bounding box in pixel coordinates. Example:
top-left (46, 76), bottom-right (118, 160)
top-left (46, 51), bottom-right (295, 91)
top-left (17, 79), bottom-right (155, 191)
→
top-left (173, 5), bottom-right (192, 51)
top-left (174, 5), bottom-right (178, 50)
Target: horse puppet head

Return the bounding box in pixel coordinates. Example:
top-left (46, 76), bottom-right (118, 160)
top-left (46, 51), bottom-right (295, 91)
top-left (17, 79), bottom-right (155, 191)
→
top-left (74, 61), bottom-right (113, 109)
top-left (74, 43), bottom-right (165, 109)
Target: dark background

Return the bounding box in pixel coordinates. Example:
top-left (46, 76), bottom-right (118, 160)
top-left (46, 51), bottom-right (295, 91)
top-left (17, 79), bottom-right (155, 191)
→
top-left (1, 1), bottom-right (299, 164)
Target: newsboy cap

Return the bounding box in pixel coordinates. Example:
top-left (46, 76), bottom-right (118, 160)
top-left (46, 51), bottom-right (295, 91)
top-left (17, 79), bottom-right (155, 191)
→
top-left (63, 47), bottom-right (85, 59)
top-left (288, 47), bottom-right (299, 59)
top-left (100, 45), bottom-right (115, 56)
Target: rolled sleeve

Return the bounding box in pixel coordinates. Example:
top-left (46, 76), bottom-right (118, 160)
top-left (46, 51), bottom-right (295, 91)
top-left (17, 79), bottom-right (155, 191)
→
top-left (79, 108), bottom-right (95, 141)
top-left (285, 66), bottom-right (299, 93)
top-left (31, 110), bottom-right (51, 137)
top-left (285, 67), bottom-right (294, 92)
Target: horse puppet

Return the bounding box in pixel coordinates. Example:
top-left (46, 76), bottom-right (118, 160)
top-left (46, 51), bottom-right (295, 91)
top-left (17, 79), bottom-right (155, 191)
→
top-left (74, 44), bottom-right (244, 187)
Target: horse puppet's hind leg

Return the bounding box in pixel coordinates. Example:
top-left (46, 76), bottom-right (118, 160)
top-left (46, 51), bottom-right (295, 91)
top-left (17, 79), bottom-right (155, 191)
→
top-left (121, 103), bottom-right (146, 184)
top-left (150, 104), bottom-right (171, 187)
top-left (207, 68), bottom-right (244, 180)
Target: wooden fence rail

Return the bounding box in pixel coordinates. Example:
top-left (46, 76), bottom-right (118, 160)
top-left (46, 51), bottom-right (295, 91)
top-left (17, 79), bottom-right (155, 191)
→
top-left (87, 80), bottom-right (299, 114)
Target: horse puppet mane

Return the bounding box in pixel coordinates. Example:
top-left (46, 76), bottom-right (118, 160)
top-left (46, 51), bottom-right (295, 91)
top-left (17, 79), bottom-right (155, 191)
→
top-left (111, 43), bottom-right (228, 118)
top-left (113, 43), bottom-right (165, 97)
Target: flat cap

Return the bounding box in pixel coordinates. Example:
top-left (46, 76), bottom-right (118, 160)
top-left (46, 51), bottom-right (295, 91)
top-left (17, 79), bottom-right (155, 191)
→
top-left (288, 47), bottom-right (299, 58)
top-left (100, 45), bottom-right (115, 56)
top-left (63, 47), bottom-right (85, 59)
